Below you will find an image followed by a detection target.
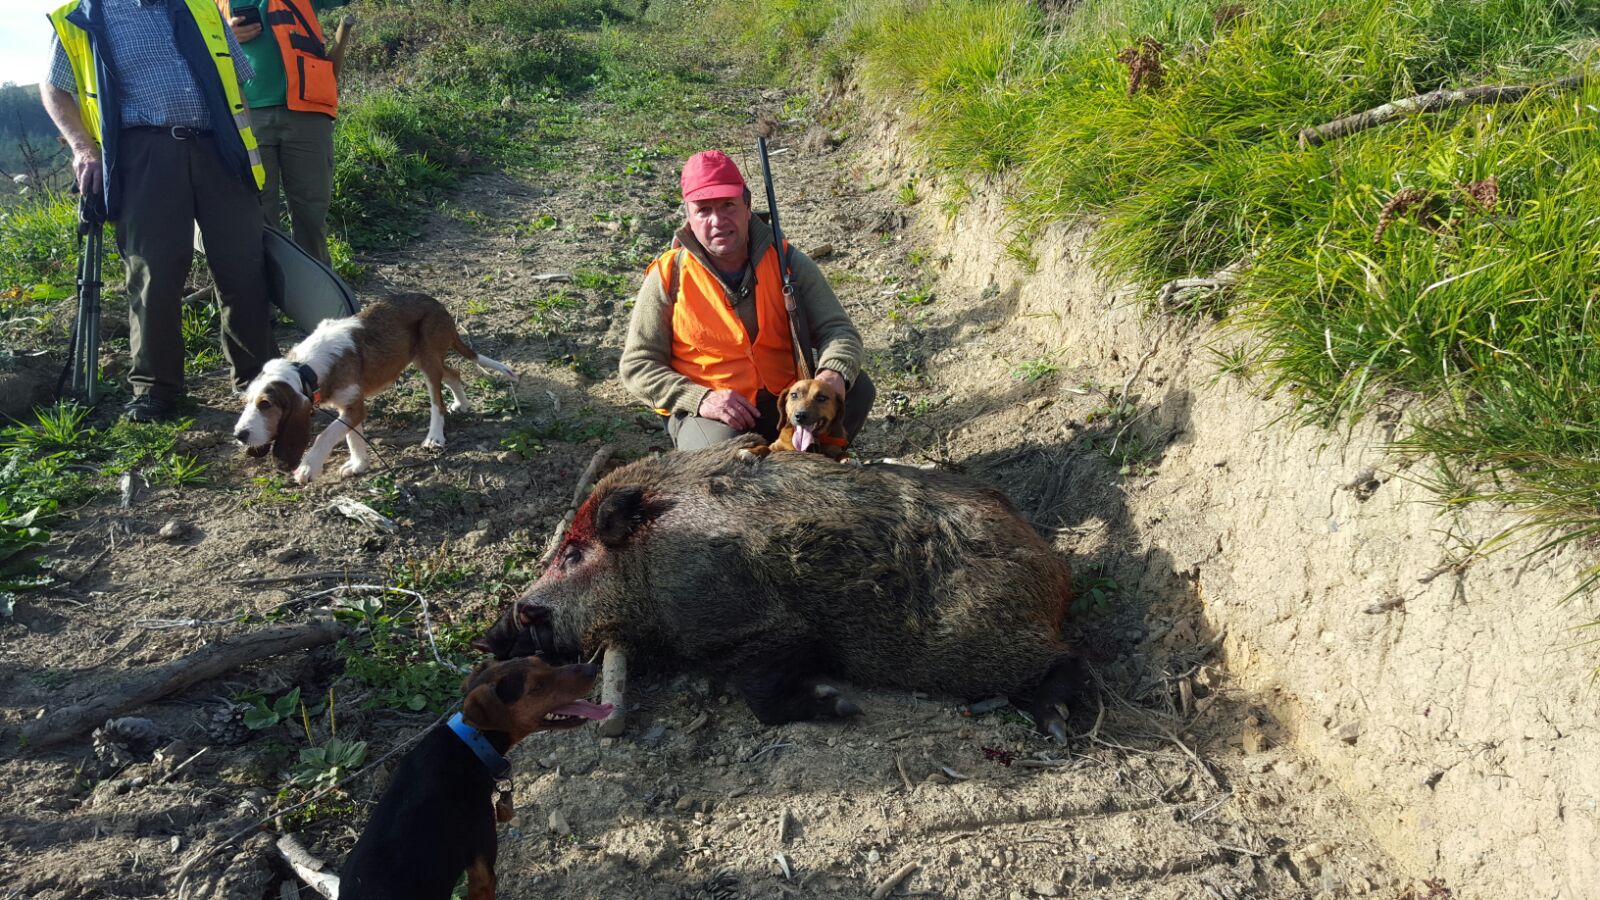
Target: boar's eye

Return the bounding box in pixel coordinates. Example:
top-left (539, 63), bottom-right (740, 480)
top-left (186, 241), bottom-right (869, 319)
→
top-left (561, 545), bottom-right (583, 567)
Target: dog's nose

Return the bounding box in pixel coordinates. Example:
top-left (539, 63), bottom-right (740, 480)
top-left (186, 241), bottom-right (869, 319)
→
top-left (234, 428), bottom-right (250, 444)
top-left (791, 410), bottom-right (810, 424)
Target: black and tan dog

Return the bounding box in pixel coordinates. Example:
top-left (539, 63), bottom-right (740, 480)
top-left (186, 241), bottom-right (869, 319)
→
top-left (338, 657), bottom-right (611, 900)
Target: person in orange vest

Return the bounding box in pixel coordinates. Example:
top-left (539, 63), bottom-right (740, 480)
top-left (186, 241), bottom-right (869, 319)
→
top-left (621, 150), bottom-right (874, 451)
top-left (220, 0), bottom-right (341, 264)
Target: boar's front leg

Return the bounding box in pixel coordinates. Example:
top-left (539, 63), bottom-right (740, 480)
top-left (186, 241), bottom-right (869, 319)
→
top-left (1010, 655), bottom-right (1090, 744)
top-left (731, 648), bottom-right (863, 726)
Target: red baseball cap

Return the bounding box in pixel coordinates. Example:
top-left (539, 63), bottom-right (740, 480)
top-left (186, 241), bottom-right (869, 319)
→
top-left (681, 150), bottom-right (747, 202)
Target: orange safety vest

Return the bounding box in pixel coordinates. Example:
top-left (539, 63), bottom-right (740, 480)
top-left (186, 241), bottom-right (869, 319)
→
top-left (651, 243), bottom-right (799, 412)
top-left (221, 0), bottom-right (337, 116)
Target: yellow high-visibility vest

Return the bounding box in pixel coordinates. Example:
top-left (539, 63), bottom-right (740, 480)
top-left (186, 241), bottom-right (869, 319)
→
top-left (48, 0), bottom-right (266, 191)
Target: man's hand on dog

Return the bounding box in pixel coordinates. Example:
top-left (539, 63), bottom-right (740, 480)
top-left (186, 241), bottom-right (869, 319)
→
top-left (814, 368), bottom-right (847, 400)
top-left (698, 389), bottom-right (759, 431)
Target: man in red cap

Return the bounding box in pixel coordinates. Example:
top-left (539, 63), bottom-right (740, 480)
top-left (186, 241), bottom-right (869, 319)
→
top-left (621, 150), bottom-right (874, 450)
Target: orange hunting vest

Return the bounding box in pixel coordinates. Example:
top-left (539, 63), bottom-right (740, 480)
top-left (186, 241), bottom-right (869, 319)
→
top-left (221, 0), bottom-right (337, 117)
top-left (652, 243), bottom-right (798, 412)
top-left (268, 0), bottom-right (337, 116)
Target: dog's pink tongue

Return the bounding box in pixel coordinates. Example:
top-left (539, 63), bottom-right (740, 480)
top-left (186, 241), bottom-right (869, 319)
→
top-left (551, 701), bottom-right (614, 720)
top-left (793, 425), bottom-right (815, 452)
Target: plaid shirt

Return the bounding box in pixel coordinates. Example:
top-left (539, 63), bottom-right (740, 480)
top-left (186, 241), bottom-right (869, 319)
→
top-left (49, 0), bottom-right (253, 130)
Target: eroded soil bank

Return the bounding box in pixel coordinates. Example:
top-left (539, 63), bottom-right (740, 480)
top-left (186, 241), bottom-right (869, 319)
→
top-left (858, 107), bottom-right (1600, 899)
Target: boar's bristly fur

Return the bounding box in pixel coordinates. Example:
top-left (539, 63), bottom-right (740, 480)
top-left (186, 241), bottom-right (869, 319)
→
top-left (477, 438), bottom-right (1082, 737)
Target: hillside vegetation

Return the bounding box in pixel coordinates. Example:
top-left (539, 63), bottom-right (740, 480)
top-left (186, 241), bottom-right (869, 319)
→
top-left (718, 0), bottom-right (1600, 590)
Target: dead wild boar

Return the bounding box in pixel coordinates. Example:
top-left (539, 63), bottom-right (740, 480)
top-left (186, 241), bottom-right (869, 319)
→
top-left (476, 438), bottom-right (1083, 739)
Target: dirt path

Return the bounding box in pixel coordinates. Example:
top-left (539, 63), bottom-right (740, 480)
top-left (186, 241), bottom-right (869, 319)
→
top-left (0, 17), bottom-right (1406, 900)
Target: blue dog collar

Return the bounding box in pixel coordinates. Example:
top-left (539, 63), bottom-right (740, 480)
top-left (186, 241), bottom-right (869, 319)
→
top-left (448, 712), bottom-right (511, 779)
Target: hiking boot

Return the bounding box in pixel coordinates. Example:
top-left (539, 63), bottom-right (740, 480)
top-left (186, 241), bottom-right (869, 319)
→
top-left (122, 395), bottom-right (177, 423)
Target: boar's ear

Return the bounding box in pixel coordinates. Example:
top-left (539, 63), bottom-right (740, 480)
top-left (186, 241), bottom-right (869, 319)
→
top-left (592, 485), bottom-right (673, 548)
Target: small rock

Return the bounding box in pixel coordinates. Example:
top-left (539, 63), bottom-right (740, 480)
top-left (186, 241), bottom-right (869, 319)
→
top-left (675, 796), bottom-right (696, 812)
top-left (1335, 721), bottom-right (1362, 745)
top-left (496, 450), bottom-right (519, 465)
top-left (540, 753), bottom-right (559, 769)
top-left (598, 737), bottom-right (615, 748)
top-left (268, 546), bottom-right (301, 564)
top-left (866, 849), bottom-right (880, 864)
top-left (463, 529), bottom-right (493, 551)
top-left (1032, 881), bottom-right (1063, 897)
top-left (548, 810), bottom-right (571, 836)
top-left (1274, 760), bottom-right (1305, 780)
top-left (158, 520), bottom-right (188, 541)
top-left (169, 835), bottom-right (181, 854)
top-left (924, 772), bottom-right (951, 785)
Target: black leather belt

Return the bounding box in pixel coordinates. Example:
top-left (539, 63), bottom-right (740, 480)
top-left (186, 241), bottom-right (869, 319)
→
top-left (125, 125), bottom-right (213, 141)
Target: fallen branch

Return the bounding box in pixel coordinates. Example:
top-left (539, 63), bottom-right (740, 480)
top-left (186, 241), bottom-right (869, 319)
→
top-left (275, 834), bottom-right (340, 899)
top-left (227, 570), bottom-right (368, 588)
top-left (1298, 71), bottom-right (1589, 148)
top-left (538, 443), bottom-right (617, 566)
top-left (22, 619), bottom-right (346, 750)
top-left (871, 862), bottom-right (920, 900)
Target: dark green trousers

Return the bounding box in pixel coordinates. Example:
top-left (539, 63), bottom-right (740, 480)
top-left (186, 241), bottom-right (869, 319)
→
top-left (252, 106), bottom-right (335, 265)
top-left (114, 127), bottom-right (278, 401)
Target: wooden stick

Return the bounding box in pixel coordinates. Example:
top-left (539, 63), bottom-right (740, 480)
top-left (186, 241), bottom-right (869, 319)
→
top-left (275, 834), bottom-right (340, 900)
top-left (595, 645), bottom-right (628, 738)
top-left (329, 15), bottom-right (356, 80)
top-left (871, 862), bottom-right (920, 899)
top-left (226, 570), bottom-right (367, 588)
top-left (21, 620), bottom-right (346, 750)
top-left (1298, 71), bottom-right (1588, 148)
top-left (539, 444), bottom-right (616, 566)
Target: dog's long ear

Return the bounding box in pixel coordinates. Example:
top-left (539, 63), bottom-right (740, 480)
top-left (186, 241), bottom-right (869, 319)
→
top-left (271, 392), bottom-right (313, 471)
top-left (824, 383), bottom-right (847, 439)
top-left (590, 485), bottom-right (674, 548)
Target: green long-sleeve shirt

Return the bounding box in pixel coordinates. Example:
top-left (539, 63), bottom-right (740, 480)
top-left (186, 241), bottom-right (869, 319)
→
top-left (228, 0), bottom-right (342, 110)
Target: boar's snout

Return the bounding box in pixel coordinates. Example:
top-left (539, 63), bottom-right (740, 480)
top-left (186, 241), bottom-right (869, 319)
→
top-left (471, 600), bottom-right (560, 661)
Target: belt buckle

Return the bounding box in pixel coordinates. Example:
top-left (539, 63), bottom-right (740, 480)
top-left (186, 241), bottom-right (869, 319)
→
top-left (169, 125), bottom-right (193, 141)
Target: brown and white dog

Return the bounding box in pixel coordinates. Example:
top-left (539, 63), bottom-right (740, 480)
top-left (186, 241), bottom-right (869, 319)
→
top-left (233, 292), bottom-right (518, 484)
top-left (742, 377), bottom-right (850, 461)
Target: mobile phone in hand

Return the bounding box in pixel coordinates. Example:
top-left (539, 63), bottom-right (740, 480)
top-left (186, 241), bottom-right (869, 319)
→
top-left (234, 5), bottom-right (262, 28)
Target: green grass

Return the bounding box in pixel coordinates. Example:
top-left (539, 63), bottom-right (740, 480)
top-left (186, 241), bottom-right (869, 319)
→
top-left (718, 0), bottom-right (1600, 594)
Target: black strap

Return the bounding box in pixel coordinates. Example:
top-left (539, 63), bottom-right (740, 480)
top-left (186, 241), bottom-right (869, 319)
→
top-left (291, 361), bottom-right (319, 399)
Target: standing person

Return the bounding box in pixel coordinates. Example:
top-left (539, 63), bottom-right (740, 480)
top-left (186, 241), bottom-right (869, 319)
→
top-left (620, 149), bottom-right (875, 450)
top-left (219, 0), bottom-right (341, 265)
top-left (42, 0), bottom-right (278, 423)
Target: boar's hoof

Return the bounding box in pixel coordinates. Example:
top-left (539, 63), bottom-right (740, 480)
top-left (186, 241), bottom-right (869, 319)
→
top-left (1013, 656), bottom-right (1089, 745)
top-left (812, 682), bottom-right (862, 718)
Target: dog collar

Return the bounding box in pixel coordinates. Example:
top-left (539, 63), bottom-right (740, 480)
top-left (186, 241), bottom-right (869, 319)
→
top-left (817, 433), bottom-right (850, 447)
top-left (290, 361), bottom-right (321, 403)
top-left (447, 712), bottom-right (511, 779)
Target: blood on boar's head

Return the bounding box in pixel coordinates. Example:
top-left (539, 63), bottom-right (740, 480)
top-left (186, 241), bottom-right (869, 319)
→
top-left (472, 483), bottom-right (673, 661)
